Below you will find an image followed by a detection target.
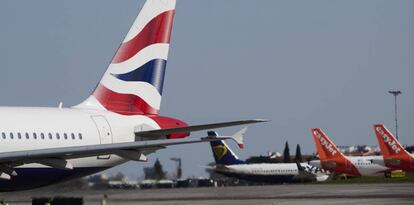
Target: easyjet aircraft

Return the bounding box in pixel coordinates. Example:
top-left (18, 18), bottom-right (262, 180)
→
top-left (0, 0), bottom-right (265, 191)
top-left (309, 128), bottom-right (391, 176)
top-left (374, 124), bottom-right (414, 173)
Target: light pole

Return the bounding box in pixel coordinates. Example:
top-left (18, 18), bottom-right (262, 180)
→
top-left (170, 157), bottom-right (182, 179)
top-left (388, 90), bottom-right (401, 140)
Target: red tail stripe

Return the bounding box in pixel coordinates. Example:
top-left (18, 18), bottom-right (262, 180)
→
top-left (93, 84), bottom-right (159, 115)
top-left (112, 10), bottom-right (175, 64)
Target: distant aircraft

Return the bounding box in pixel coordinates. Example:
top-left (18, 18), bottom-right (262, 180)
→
top-left (0, 0), bottom-right (265, 191)
top-left (207, 130), bottom-right (329, 183)
top-left (309, 128), bottom-right (391, 176)
top-left (373, 124), bottom-right (414, 173)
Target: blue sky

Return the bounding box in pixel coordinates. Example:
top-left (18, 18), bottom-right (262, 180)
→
top-left (0, 0), bottom-right (413, 178)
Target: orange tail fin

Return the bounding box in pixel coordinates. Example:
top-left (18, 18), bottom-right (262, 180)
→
top-left (374, 124), bottom-right (409, 158)
top-left (311, 128), bottom-right (361, 176)
top-left (311, 128), bottom-right (345, 161)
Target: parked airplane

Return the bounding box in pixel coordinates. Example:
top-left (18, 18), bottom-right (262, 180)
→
top-left (373, 124), bottom-right (414, 173)
top-left (309, 128), bottom-right (391, 176)
top-left (0, 0), bottom-right (265, 191)
top-left (208, 130), bottom-right (329, 183)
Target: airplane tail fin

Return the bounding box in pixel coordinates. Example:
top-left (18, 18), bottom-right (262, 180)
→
top-left (374, 124), bottom-right (409, 158)
top-left (208, 131), bottom-right (245, 165)
top-left (311, 128), bottom-right (346, 161)
top-left (75, 0), bottom-right (176, 115)
top-left (311, 128), bottom-right (361, 176)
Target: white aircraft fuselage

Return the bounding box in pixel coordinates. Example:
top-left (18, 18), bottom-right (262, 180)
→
top-left (215, 163), bottom-right (329, 183)
top-left (0, 106), bottom-right (162, 191)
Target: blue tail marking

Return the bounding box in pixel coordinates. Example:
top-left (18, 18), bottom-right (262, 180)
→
top-left (112, 59), bottom-right (167, 94)
top-left (208, 131), bottom-right (245, 165)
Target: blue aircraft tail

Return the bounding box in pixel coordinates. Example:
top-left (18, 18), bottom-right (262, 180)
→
top-left (208, 131), bottom-right (245, 165)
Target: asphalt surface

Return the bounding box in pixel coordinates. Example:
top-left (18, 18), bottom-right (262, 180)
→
top-left (1, 183), bottom-right (413, 204)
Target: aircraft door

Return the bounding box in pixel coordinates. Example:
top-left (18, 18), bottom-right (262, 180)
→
top-left (91, 115), bottom-right (113, 159)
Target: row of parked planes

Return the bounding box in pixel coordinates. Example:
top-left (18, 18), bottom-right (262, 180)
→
top-left (207, 124), bottom-right (413, 183)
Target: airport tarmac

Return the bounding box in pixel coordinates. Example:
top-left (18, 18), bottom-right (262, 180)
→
top-left (1, 183), bottom-right (413, 205)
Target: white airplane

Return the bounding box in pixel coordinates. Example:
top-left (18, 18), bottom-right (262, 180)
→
top-left (0, 0), bottom-right (265, 191)
top-left (309, 128), bottom-right (391, 176)
top-left (208, 130), bottom-right (330, 183)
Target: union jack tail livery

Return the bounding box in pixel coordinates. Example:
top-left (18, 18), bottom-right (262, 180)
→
top-left (374, 124), bottom-right (414, 172)
top-left (311, 128), bottom-right (361, 176)
top-left (77, 0), bottom-right (176, 115)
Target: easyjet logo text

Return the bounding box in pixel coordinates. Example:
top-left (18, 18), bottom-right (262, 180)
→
top-left (314, 130), bottom-right (337, 156)
top-left (376, 127), bottom-right (401, 154)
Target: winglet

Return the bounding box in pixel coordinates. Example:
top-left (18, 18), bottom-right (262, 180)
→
top-left (207, 127), bottom-right (248, 149)
top-left (232, 127), bottom-right (247, 149)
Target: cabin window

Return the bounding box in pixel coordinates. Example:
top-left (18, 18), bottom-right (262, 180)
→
top-left (79, 133), bottom-right (83, 140)
top-left (17, 133), bottom-right (21, 139)
top-left (41, 133), bottom-right (45, 140)
top-left (56, 133), bottom-right (60, 140)
top-left (49, 133), bottom-right (53, 140)
top-left (25, 133), bottom-right (29, 139)
top-left (9, 133), bottom-right (13, 139)
top-left (33, 133), bottom-right (37, 139)
top-left (64, 133), bottom-right (68, 140)
top-left (2, 133), bottom-right (6, 139)
top-left (71, 133), bottom-right (75, 140)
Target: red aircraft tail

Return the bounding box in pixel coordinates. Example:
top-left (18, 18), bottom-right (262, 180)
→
top-left (374, 124), bottom-right (414, 172)
top-left (311, 128), bottom-right (361, 176)
top-left (374, 124), bottom-right (409, 158)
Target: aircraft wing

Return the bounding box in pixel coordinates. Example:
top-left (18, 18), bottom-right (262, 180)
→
top-left (0, 119), bottom-right (266, 164)
top-left (135, 119), bottom-right (267, 138)
top-left (0, 134), bottom-right (243, 164)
